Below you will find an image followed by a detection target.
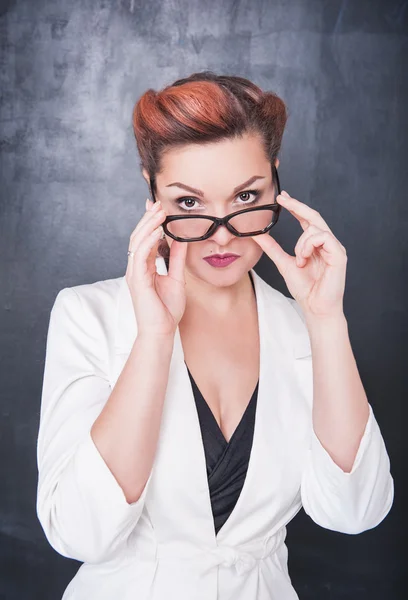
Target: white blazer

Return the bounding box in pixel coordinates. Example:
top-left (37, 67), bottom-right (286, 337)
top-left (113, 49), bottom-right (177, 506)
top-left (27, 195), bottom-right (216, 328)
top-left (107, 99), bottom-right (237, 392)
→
top-left (36, 256), bottom-right (394, 600)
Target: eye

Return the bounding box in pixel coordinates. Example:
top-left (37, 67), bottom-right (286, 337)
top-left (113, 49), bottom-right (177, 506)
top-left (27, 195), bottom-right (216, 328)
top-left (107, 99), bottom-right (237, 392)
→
top-left (175, 189), bottom-right (261, 212)
top-left (175, 197), bottom-right (198, 211)
top-left (237, 189), bottom-right (261, 204)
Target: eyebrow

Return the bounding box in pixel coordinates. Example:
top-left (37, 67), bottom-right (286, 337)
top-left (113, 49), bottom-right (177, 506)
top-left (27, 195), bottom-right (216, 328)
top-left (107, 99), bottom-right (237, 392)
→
top-left (165, 175), bottom-right (266, 197)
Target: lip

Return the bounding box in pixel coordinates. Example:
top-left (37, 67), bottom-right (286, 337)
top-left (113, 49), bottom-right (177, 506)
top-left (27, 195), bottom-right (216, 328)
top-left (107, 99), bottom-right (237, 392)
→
top-left (203, 253), bottom-right (240, 259)
top-left (203, 254), bottom-right (240, 268)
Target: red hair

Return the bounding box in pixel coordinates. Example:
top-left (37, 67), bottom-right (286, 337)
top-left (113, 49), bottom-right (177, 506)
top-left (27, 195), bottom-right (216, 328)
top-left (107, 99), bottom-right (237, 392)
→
top-left (132, 71), bottom-right (288, 260)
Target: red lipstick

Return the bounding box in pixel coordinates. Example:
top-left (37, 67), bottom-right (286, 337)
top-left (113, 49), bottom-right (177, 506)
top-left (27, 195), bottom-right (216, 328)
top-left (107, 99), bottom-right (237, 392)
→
top-left (203, 253), bottom-right (240, 268)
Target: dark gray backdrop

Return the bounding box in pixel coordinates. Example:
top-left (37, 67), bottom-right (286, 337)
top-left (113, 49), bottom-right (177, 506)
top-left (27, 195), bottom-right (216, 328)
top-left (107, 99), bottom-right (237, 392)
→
top-left (0, 0), bottom-right (405, 598)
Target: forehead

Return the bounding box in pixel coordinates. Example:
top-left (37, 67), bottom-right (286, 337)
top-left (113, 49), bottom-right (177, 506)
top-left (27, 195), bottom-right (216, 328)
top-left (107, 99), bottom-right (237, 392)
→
top-left (157, 132), bottom-right (270, 190)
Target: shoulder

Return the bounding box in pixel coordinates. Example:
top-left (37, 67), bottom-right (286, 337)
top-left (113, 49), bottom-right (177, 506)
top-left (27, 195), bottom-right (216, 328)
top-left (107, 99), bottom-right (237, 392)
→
top-left (54, 275), bottom-right (123, 312)
top-left (253, 273), bottom-right (311, 358)
top-left (69, 275), bottom-right (123, 313)
top-left (255, 272), bottom-right (307, 324)
top-left (50, 276), bottom-right (125, 350)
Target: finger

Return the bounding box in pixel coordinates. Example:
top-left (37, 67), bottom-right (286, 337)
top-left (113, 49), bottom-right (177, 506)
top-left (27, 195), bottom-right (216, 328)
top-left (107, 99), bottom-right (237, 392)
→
top-left (301, 231), bottom-right (345, 266)
top-left (127, 202), bottom-right (165, 281)
top-left (167, 239), bottom-right (188, 285)
top-left (145, 227), bottom-right (162, 273)
top-left (277, 192), bottom-right (333, 234)
top-left (251, 232), bottom-right (293, 275)
top-left (130, 226), bottom-right (163, 283)
top-left (297, 228), bottom-right (346, 259)
top-left (129, 206), bottom-right (160, 240)
top-left (126, 223), bottom-right (162, 279)
top-left (278, 197), bottom-right (311, 232)
top-left (130, 202), bottom-right (164, 241)
top-left (130, 208), bottom-right (166, 253)
top-left (294, 225), bottom-right (322, 265)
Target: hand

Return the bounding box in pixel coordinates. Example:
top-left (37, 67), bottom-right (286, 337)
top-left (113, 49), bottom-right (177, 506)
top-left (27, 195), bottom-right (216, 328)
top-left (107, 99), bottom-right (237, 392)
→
top-left (251, 190), bottom-right (347, 320)
top-left (126, 199), bottom-right (188, 337)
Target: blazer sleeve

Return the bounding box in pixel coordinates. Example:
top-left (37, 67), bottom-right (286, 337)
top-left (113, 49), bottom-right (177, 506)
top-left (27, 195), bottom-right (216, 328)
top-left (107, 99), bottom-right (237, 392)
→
top-left (287, 297), bottom-right (395, 535)
top-left (300, 403), bottom-right (394, 534)
top-left (36, 287), bottom-right (152, 564)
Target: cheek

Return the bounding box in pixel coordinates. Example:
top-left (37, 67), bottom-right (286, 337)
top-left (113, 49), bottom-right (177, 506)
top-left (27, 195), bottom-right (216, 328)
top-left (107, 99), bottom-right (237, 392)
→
top-left (243, 238), bottom-right (264, 261)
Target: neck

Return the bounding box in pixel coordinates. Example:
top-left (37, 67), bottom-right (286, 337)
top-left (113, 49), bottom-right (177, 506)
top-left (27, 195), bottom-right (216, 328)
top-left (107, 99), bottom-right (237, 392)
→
top-left (183, 269), bottom-right (255, 318)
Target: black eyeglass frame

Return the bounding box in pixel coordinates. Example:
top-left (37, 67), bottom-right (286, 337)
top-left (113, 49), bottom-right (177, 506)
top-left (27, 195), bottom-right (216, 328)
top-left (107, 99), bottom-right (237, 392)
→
top-left (150, 163), bottom-right (281, 243)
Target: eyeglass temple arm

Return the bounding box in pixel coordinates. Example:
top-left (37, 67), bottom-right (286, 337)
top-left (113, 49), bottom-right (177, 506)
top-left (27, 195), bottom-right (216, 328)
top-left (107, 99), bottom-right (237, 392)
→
top-left (273, 164), bottom-right (281, 197)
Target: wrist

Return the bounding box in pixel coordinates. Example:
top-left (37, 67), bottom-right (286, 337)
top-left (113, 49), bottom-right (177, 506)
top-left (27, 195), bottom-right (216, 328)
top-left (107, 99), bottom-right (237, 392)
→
top-left (304, 311), bottom-right (348, 334)
top-left (136, 331), bottom-right (176, 345)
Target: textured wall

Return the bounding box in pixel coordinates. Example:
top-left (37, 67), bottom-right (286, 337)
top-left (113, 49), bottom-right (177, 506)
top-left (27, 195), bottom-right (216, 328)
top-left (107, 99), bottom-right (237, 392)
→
top-left (0, 0), bottom-right (405, 598)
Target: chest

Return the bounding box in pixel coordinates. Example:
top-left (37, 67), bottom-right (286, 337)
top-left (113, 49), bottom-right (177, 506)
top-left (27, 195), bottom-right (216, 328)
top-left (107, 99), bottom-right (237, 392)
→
top-left (178, 305), bottom-right (260, 443)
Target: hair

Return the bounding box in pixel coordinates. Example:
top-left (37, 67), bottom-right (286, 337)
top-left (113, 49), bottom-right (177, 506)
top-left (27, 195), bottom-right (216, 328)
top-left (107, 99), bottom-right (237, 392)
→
top-left (132, 71), bottom-right (288, 263)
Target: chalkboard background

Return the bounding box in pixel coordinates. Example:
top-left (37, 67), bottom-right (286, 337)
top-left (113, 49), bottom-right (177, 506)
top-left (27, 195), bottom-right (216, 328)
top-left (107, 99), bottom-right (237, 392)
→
top-left (0, 0), bottom-right (405, 598)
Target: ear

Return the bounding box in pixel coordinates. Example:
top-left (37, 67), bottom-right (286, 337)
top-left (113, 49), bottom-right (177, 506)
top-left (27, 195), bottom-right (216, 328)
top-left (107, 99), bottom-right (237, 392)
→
top-left (142, 168), bottom-right (154, 198)
top-left (142, 168), bottom-right (150, 186)
top-left (274, 158), bottom-right (280, 169)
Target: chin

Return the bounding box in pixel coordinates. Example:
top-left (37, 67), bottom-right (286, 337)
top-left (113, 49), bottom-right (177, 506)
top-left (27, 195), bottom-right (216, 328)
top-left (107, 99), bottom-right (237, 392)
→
top-left (188, 257), bottom-right (256, 287)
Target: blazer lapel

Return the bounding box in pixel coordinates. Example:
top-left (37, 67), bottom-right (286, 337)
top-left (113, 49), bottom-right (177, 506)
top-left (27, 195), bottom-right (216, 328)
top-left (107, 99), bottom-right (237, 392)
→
top-left (111, 257), bottom-right (312, 548)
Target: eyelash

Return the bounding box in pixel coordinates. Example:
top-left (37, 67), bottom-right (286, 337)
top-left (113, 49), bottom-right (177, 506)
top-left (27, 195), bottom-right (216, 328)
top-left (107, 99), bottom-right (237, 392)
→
top-left (175, 189), bottom-right (262, 212)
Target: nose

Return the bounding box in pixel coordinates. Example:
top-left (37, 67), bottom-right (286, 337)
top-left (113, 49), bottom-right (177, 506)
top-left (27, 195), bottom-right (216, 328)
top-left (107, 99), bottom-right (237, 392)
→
top-left (207, 221), bottom-right (236, 245)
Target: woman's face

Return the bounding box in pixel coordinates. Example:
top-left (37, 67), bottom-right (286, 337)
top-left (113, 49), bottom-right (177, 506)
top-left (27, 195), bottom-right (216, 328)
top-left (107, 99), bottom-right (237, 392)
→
top-left (145, 132), bottom-right (279, 288)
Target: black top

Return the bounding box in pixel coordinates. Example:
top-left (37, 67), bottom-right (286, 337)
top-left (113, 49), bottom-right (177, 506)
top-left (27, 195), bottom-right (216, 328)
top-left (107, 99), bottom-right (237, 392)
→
top-left (185, 272), bottom-right (259, 535)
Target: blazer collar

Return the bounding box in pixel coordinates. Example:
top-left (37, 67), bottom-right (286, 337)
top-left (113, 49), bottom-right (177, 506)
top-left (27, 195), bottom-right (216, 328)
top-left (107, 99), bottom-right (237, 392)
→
top-left (114, 256), bottom-right (311, 360)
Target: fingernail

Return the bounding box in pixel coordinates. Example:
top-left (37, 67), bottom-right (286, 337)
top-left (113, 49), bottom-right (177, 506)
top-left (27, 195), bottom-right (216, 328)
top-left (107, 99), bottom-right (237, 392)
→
top-left (282, 190), bottom-right (290, 197)
top-left (145, 198), bottom-right (149, 210)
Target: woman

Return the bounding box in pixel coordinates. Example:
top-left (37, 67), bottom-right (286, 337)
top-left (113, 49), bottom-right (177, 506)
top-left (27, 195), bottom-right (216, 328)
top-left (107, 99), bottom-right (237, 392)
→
top-left (36, 72), bottom-right (394, 600)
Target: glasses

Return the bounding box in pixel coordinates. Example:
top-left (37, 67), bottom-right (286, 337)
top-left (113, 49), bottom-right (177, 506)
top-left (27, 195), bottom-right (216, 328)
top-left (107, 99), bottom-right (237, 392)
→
top-left (150, 164), bottom-right (281, 243)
